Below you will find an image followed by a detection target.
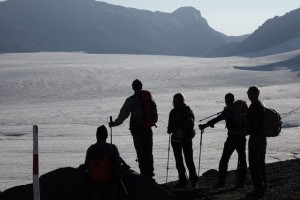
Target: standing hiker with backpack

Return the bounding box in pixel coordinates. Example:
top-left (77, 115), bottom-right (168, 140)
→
top-left (167, 93), bottom-right (198, 188)
top-left (109, 79), bottom-right (157, 179)
top-left (85, 125), bottom-right (121, 200)
top-left (244, 86), bottom-right (267, 199)
top-left (199, 93), bottom-right (247, 188)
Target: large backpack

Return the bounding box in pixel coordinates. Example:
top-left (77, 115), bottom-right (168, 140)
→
top-left (88, 152), bottom-right (112, 184)
top-left (232, 100), bottom-right (248, 135)
top-left (137, 90), bottom-right (158, 127)
top-left (174, 109), bottom-right (195, 140)
top-left (263, 107), bottom-right (282, 137)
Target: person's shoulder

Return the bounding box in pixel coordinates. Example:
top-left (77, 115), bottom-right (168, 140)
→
top-left (127, 95), bottom-right (135, 100)
top-left (253, 100), bottom-right (264, 107)
top-left (170, 108), bottom-right (176, 113)
top-left (185, 105), bottom-right (191, 110)
top-left (184, 105), bottom-right (194, 114)
top-left (106, 144), bottom-right (120, 157)
top-left (124, 94), bottom-right (136, 104)
top-left (106, 143), bottom-right (119, 151)
top-left (87, 143), bottom-right (96, 152)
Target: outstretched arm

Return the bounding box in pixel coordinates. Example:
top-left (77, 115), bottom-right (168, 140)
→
top-left (110, 98), bottom-right (132, 127)
top-left (199, 110), bottom-right (225, 130)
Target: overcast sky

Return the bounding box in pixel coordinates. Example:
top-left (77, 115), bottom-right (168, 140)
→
top-left (97, 0), bottom-right (300, 36)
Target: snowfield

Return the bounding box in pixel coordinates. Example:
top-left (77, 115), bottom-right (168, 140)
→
top-left (0, 51), bottom-right (299, 191)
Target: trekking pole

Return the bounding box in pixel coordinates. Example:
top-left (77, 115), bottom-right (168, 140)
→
top-left (120, 176), bottom-right (129, 198)
top-left (199, 112), bottom-right (222, 122)
top-left (110, 116), bottom-right (113, 144)
top-left (166, 134), bottom-right (171, 184)
top-left (197, 129), bottom-right (204, 176)
top-left (235, 158), bottom-right (240, 186)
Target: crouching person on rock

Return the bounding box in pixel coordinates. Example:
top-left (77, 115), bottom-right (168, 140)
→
top-left (85, 125), bottom-right (121, 200)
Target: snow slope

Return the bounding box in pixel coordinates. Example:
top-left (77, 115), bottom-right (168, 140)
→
top-left (0, 51), bottom-right (299, 191)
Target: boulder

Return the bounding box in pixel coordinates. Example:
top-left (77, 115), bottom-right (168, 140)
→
top-left (1, 165), bottom-right (180, 200)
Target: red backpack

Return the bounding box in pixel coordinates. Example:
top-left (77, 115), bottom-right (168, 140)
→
top-left (137, 90), bottom-right (158, 127)
top-left (88, 154), bottom-right (112, 184)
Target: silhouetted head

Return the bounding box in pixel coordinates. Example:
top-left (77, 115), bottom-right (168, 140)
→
top-left (96, 125), bottom-right (108, 142)
top-left (247, 86), bottom-right (260, 102)
top-left (132, 79), bottom-right (143, 92)
top-left (225, 93), bottom-right (234, 106)
top-left (173, 93), bottom-right (185, 108)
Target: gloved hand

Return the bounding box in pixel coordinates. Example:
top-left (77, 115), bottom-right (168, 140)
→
top-left (108, 121), bottom-right (115, 128)
top-left (199, 122), bottom-right (214, 130)
top-left (198, 123), bottom-right (207, 130)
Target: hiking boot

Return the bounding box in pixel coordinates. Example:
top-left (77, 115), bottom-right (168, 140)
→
top-left (190, 176), bottom-right (198, 188)
top-left (214, 181), bottom-right (225, 188)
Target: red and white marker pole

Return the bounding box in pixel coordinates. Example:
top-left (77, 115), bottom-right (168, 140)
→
top-left (33, 125), bottom-right (40, 200)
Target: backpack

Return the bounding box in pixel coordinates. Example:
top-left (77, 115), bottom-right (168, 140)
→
top-left (174, 109), bottom-right (195, 140)
top-left (232, 100), bottom-right (248, 135)
top-left (88, 153), bottom-right (112, 184)
top-left (263, 107), bottom-right (282, 137)
top-left (137, 90), bottom-right (158, 127)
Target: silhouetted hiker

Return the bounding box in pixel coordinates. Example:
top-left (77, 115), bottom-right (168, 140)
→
top-left (85, 125), bottom-right (121, 200)
top-left (109, 79), bottom-right (157, 179)
top-left (199, 93), bottom-right (247, 188)
top-left (167, 93), bottom-right (197, 188)
top-left (244, 86), bottom-right (266, 199)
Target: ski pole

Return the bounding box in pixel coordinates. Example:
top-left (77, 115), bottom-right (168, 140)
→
top-left (110, 116), bottom-right (113, 144)
top-left (166, 134), bottom-right (171, 184)
top-left (236, 158), bottom-right (240, 186)
top-left (120, 175), bottom-right (129, 198)
top-left (199, 112), bottom-right (222, 122)
top-left (197, 129), bottom-right (204, 176)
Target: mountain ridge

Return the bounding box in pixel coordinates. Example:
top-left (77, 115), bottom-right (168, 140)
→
top-left (0, 0), bottom-right (233, 56)
top-left (0, 0), bottom-right (299, 57)
top-left (208, 8), bottom-right (300, 57)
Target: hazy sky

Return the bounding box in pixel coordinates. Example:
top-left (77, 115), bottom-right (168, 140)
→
top-left (97, 0), bottom-right (300, 36)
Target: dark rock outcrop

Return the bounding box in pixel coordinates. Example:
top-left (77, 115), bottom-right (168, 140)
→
top-left (0, 166), bottom-right (180, 200)
top-left (1, 159), bottom-right (300, 200)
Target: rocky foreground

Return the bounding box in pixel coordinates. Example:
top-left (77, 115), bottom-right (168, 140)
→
top-left (1, 159), bottom-right (299, 200)
top-left (164, 158), bottom-right (300, 200)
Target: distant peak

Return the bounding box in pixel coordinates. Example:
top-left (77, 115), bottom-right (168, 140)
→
top-left (172, 6), bottom-right (206, 24)
top-left (173, 6), bottom-right (202, 16)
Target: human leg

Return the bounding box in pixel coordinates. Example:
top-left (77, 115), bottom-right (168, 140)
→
top-left (130, 128), bottom-right (149, 176)
top-left (171, 140), bottom-right (187, 186)
top-left (248, 135), bottom-right (266, 196)
top-left (143, 128), bottom-right (154, 177)
top-left (218, 136), bottom-right (235, 185)
top-left (182, 140), bottom-right (197, 186)
top-left (236, 136), bottom-right (247, 186)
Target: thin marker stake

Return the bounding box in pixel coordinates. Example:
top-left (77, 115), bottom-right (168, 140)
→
top-left (33, 125), bottom-right (40, 200)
